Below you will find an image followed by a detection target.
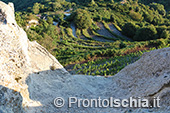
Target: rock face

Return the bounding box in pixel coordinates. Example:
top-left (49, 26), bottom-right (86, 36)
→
top-left (0, 1), bottom-right (68, 113)
top-left (0, 1), bottom-right (170, 113)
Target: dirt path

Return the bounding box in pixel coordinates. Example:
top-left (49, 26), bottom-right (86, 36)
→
top-left (87, 29), bottom-right (114, 42)
top-left (92, 35), bottom-right (114, 42)
top-left (70, 22), bottom-right (77, 38)
top-left (108, 23), bottom-right (132, 41)
top-left (96, 22), bottom-right (117, 39)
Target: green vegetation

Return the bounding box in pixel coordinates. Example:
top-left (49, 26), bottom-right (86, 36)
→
top-left (122, 22), bottom-right (139, 38)
top-left (3, 0), bottom-right (170, 76)
top-left (134, 25), bottom-right (157, 41)
top-left (73, 51), bottom-right (143, 76)
top-left (139, 0), bottom-right (170, 11)
top-left (73, 9), bottom-right (92, 29)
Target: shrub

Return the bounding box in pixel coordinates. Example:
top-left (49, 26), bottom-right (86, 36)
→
top-left (160, 30), bottom-right (169, 39)
top-left (119, 41), bottom-right (127, 49)
top-left (110, 14), bottom-right (117, 23)
top-left (122, 22), bottom-right (139, 38)
top-left (133, 25), bottom-right (157, 41)
top-left (156, 25), bottom-right (167, 38)
top-left (129, 10), bottom-right (143, 21)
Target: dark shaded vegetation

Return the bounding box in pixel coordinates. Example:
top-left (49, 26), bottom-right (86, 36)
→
top-left (139, 0), bottom-right (170, 11)
top-left (2, 0), bottom-right (42, 11)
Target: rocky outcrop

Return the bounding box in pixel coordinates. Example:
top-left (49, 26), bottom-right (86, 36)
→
top-left (0, 1), bottom-right (170, 113)
top-left (0, 1), bottom-right (15, 24)
top-left (26, 48), bottom-right (170, 113)
top-left (0, 2), bottom-right (68, 113)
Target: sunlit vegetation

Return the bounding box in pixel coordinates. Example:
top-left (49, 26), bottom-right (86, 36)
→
top-left (73, 51), bottom-right (143, 76)
top-left (3, 0), bottom-right (170, 76)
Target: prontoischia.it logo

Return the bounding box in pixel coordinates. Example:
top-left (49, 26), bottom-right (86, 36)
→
top-left (54, 97), bottom-right (161, 108)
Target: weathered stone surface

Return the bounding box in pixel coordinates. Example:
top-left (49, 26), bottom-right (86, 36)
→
top-left (0, 1), bottom-right (16, 24)
top-left (0, 1), bottom-right (170, 113)
top-left (28, 41), bottom-right (67, 73)
top-left (25, 48), bottom-right (170, 113)
top-left (0, 2), bottom-right (67, 113)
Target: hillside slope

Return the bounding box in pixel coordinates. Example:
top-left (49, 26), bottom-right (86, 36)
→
top-left (0, 1), bottom-right (170, 113)
top-left (139, 0), bottom-right (170, 10)
top-left (1, 0), bottom-right (42, 11)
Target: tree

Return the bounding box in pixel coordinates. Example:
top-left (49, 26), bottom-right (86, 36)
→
top-left (57, 13), bottom-right (65, 24)
top-left (40, 19), bottom-right (49, 30)
top-left (156, 25), bottom-right (167, 37)
top-left (73, 9), bottom-right (92, 29)
top-left (149, 3), bottom-right (166, 16)
top-left (160, 30), bottom-right (169, 39)
top-left (47, 16), bottom-right (53, 24)
top-left (15, 12), bottom-right (26, 27)
top-left (39, 4), bottom-right (45, 13)
top-left (152, 14), bottom-right (164, 25)
top-left (143, 12), bottom-right (154, 23)
top-left (53, 2), bottom-right (62, 10)
top-left (129, 10), bottom-right (143, 21)
top-left (111, 0), bottom-right (114, 4)
top-left (88, 0), bottom-right (98, 7)
top-left (94, 15), bottom-right (102, 22)
top-left (32, 3), bottom-right (40, 14)
top-left (26, 13), bottom-right (37, 21)
top-left (122, 22), bottom-right (139, 38)
top-left (91, 0), bottom-right (95, 5)
top-left (133, 25), bottom-right (157, 41)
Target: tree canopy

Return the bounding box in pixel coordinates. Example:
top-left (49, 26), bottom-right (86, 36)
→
top-left (73, 9), bottom-right (92, 29)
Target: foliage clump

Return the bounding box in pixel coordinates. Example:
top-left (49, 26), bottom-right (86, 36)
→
top-left (133, 25), bottom-right (157, 41)
top-left (73, 9), bottom-right (92, 29)
top-left (122, 22), bottom-right (139, 38)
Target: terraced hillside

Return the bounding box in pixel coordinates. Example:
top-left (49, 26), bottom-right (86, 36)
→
top-left (6, 0), bottom-right (170, 76)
